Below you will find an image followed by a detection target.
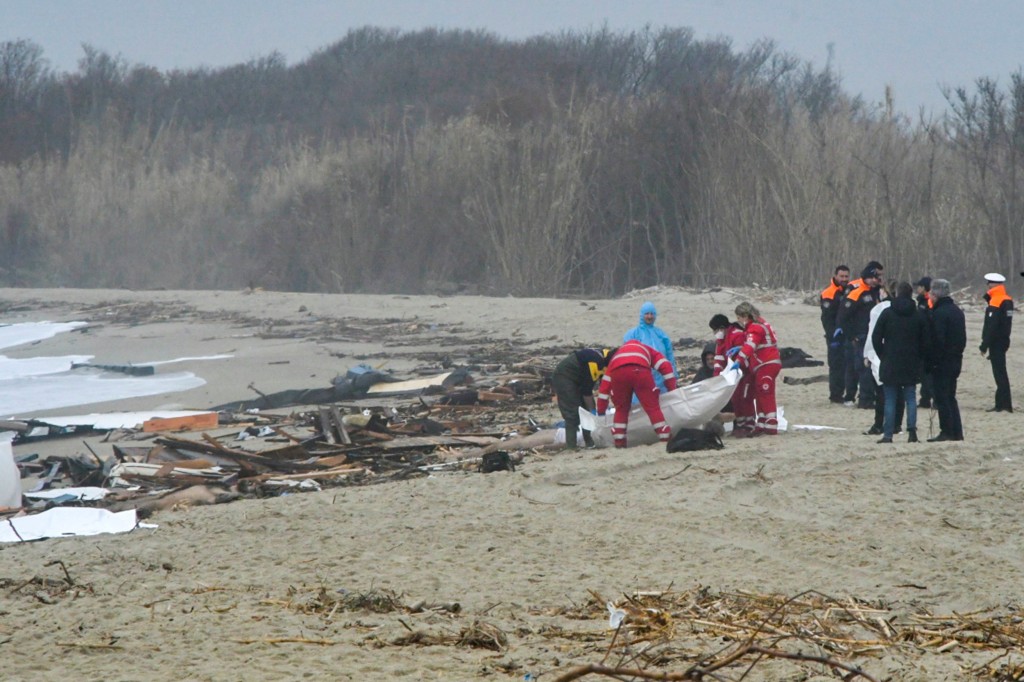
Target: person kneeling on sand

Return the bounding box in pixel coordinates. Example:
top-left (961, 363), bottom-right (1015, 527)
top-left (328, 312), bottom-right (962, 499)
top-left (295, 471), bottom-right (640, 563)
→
top-left (551, 347), bottom-right (612, 449)
top-left (596, 341), bottom-right (678, 448)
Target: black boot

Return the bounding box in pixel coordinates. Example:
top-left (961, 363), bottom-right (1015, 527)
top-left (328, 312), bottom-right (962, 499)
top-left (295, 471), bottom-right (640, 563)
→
top-left (907, 428), bottom-right (918, 443)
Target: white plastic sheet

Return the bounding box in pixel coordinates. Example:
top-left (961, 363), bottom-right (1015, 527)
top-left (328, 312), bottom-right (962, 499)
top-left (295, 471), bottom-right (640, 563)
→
top-left (580, 366), bottom-right (741, 448)
top-left (0, 507), bottom-right (153, 543)
top-left (0, 439), bottom-right (21, 509)
top-left (24, 487), bottom-right (110, 502)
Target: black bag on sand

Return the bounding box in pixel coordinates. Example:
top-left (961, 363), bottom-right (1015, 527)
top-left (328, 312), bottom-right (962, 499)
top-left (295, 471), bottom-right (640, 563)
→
top-left (666, 428), bottom-right (725, 453)
top-left (479, 451), bottom-right (515, 473)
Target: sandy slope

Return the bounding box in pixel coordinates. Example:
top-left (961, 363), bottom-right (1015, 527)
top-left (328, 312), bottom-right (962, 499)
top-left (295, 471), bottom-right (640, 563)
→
top-left (0, 285), bottom-right (1021, 681)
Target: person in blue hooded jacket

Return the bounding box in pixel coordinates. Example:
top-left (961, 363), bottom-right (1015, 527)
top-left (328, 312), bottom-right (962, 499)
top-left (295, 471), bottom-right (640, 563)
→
top-left (622, 301), bottom-right (678, 393)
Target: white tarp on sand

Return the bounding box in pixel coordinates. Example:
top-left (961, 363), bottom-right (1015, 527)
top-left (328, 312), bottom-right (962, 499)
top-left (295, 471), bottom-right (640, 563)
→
top-left (0, 507), bottom-right (152, 543)
top-left (580, 366), bottom-right (741, 448)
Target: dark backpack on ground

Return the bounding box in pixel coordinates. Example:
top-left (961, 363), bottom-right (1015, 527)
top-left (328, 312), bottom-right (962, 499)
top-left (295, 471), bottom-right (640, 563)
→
top-left (666, 428), bottom-right (725, 453)
top-left (479, 451), bottom-right (515, 473)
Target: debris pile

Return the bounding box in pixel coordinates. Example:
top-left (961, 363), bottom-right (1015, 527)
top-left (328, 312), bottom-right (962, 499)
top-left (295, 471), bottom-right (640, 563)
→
top-left (541, 587), bottom-right (1024, 681)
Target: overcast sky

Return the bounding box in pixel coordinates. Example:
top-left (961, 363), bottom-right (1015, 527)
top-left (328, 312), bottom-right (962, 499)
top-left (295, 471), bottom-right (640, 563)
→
top-left (4, 0), bottom-right (1023, 118)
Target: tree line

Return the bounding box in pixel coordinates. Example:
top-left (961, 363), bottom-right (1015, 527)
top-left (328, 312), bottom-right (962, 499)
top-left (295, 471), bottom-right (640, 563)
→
top-left (0, 27), bottom-right (1021, 295)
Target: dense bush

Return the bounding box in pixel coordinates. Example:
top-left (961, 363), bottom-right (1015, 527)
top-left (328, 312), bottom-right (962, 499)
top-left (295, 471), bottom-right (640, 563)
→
top-left (0, 28), bottom-right (1021, 294)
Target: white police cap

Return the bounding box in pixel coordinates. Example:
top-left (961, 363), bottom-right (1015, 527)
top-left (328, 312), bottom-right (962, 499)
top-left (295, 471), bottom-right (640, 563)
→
top-left (984, 272), bottom-right (1006, 283)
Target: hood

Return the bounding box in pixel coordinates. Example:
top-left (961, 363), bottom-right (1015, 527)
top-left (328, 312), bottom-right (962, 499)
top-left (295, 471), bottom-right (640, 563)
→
top-left (892, 296), bottom-right (916, 316)
top-left (639, 301), bottom-right (657, 325)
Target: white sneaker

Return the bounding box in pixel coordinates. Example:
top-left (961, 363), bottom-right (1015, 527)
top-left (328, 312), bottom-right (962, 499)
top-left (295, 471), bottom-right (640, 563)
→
top-left (843, 401), bottom-right (856, 407)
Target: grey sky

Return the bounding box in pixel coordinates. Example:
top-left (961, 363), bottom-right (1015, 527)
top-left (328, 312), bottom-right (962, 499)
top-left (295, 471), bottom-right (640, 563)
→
top-left (4, 0), bottom-right (1023, 118)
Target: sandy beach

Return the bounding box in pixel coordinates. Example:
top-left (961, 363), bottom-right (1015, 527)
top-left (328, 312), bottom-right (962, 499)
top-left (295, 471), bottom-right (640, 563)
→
top-left (1, 285), bottom-right (1022, 681)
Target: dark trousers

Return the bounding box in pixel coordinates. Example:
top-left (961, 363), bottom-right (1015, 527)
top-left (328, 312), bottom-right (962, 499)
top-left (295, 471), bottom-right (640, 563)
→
top-left (932, 360), bottom-right (964, 439)
top-left (918, 370), bottom-right (933, 406)
top-left (553, 371), bottom-right (594, 449)
top-left (855, 340), bottom-right (876, 407)
top-left (873, 387), bottom-right (905, 430)
top-left (989, 348), bottom-right (1013, 410)
top-left (827, 342), bottom-right (845, 401)
top-left (842, 340), bottom-right (860, 402)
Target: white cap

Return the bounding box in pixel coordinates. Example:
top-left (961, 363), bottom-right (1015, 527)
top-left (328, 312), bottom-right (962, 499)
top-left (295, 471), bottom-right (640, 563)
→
top-left (984, 272), bottom-right (1006, 283)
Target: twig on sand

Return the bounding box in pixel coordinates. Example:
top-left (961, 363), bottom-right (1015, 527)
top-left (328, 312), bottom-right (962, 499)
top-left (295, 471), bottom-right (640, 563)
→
top-left (549, 645), bottom-right (880, 682)
top-left (233, 636), bottom-right (337, 646)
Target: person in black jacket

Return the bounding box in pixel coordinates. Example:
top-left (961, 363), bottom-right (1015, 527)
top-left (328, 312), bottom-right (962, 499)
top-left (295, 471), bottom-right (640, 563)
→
top-left (820, 264), bottom-right (851, 403)
top-left (926, 279), bottom-right (967, 441)
top-left (552, 348), bottom-right (611, 449)
top-left (871, 282), bottom-right (928, 443)
top-left (836, 266), bottom-right (882, 407)
top-left (979, 272), bottom-right (1014, 412)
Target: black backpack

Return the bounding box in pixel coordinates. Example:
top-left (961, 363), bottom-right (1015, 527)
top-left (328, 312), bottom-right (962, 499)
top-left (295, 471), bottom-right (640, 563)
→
top-left (666, 428), bottom-right (725, 453)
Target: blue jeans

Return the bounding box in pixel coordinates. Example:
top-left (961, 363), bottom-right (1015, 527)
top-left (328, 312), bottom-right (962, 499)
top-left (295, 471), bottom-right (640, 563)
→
top-left (884, 384), bottom-right (917, 439)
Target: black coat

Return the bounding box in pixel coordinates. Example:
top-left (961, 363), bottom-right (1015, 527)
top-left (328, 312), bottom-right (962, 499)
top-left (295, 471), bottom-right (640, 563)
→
top-left (872, 296), bottom-right (928, 386)
top-left (928, 296), bottom-right (967, 370)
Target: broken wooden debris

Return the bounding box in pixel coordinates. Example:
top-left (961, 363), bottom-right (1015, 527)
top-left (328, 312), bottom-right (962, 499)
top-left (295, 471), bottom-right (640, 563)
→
top-left (11, 349), bottom-right (579, 512)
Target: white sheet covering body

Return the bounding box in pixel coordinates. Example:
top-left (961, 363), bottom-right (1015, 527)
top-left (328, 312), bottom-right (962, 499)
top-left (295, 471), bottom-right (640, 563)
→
top-left (0, 507), bottom-right (145, 543)
top-left (580, 366), bottom-right (741, 448)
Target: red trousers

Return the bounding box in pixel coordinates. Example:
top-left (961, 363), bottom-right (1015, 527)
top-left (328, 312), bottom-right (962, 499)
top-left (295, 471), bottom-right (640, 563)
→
top-left (608, 364), bottom-right (671, 448)
top-left (733, 364), bottom-right (780, 435)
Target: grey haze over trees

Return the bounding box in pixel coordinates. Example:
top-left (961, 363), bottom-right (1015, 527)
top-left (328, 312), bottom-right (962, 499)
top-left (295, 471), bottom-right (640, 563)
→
top-left (0, 27), bottom-right (1021, 295)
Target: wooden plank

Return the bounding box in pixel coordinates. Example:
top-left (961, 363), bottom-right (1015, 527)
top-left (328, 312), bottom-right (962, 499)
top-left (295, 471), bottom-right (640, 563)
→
top-left (142, 412), bottom-right (218, 433)
top-left (318, 407), bottom-right (337, 444)
top-left (247, 466), bottom-right (368, 483)
top-left (365, 372), bottom-right (454, 395)
top-left (329, 405), bottom-right (352, 445)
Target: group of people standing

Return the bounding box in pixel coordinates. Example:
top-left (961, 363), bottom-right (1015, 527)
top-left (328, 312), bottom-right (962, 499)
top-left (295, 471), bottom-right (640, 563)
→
top-left (553, 300), bottom-right (782, 450)
top-left (550, 264), bottom-right (1013, 451)
top-left (820, 263), bottom-right (1013, 443)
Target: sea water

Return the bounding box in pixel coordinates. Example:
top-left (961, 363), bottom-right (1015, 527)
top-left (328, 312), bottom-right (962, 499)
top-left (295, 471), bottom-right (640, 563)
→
top-left (0, 322), bottom-right (208, 417)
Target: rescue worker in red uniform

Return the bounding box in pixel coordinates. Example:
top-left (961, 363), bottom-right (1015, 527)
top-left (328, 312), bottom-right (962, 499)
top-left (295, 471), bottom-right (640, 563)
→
top-left (732, 302), bottom-right (782, 436)
top-left (979, 272), bottom-right (1014, 412)
top-left (595, 340), bottom-right (678, 448)
top-left (820, 265), bottom-right (851, 403)
top-left (709, 314), bottom-right (747, 376)
top-left (709, 313), bottom-right (746, 414)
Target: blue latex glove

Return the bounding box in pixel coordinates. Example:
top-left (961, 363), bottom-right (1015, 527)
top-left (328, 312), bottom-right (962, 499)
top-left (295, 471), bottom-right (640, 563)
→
top-left (726, 346), bottom-right (742, 358)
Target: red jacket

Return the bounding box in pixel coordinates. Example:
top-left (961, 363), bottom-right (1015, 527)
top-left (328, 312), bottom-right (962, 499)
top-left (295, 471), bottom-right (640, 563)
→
top-left (736, 317), bottom-right (781, 370)
top-left (596, 341), bottom-right (678, 413)
top-left (713, 324), bottom-right (747, 375)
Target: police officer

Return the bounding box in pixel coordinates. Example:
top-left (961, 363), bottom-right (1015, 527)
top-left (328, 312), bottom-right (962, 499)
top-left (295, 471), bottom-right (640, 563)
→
top-left (820, 265), bottom-right (851, 403)
top-left (980, 273), bottom-right (1013, 412)
top-left (836, 266), bottom-right (882, 407)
